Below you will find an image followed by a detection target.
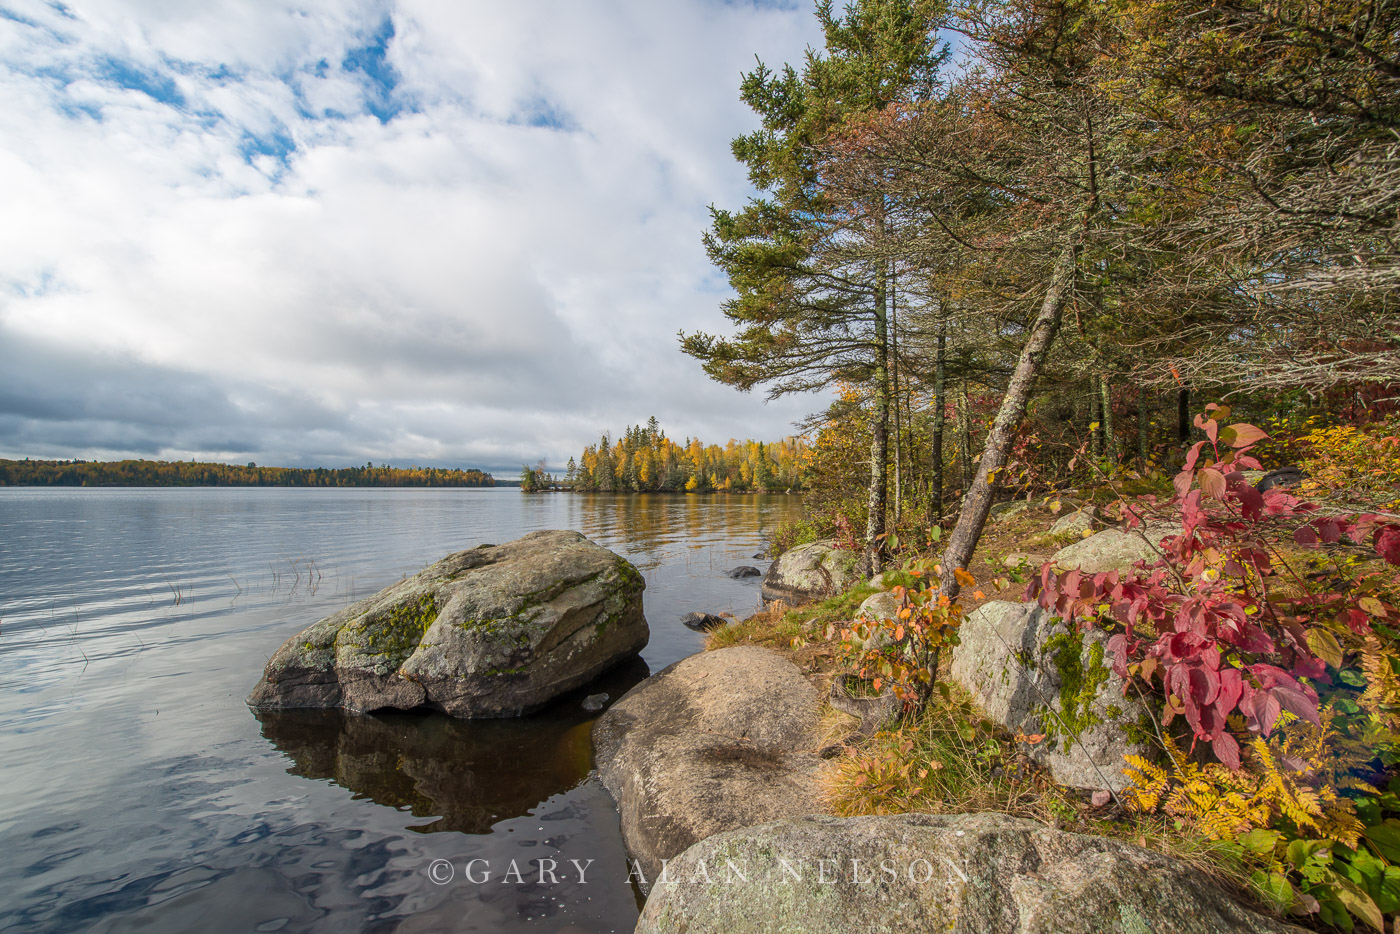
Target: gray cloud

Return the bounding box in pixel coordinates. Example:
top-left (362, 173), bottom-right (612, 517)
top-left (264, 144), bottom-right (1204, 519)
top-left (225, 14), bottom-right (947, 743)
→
top-left (0, 0), bottom-right (822, 474)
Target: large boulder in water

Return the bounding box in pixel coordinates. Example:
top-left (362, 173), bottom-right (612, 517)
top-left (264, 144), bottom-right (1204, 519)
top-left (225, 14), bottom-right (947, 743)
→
top-left (761, 540), bottom-right (862, 603)
top-left (635, 811), bottom-right (1304, 934)
top-left (247, 530), bottom-right (648, 718)
top-left (592, 646), bottom-right (824, 889)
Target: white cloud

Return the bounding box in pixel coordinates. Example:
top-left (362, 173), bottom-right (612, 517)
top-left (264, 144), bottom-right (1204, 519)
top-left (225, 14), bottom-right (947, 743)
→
top-left (0, 0), bottom-right (825, 472)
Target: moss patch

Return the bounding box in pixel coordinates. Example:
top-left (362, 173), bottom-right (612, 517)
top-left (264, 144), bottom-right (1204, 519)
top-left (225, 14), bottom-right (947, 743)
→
top-left (1039, 627), bottom-right (1111, 752)
top-left (339, 592), bottom-right (439, 669)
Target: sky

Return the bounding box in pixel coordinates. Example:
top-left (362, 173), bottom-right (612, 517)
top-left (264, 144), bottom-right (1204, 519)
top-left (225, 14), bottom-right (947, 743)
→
top-left (0, 0), bottom-right (827, 474)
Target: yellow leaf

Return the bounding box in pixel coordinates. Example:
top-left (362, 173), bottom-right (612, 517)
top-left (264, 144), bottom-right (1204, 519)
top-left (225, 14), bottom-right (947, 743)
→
top-left (973, 590), bottom-right (986, 600)
top-left (1306, 628), bottom-right (1344, 669)
top-left (1089, 422), bottom-right (1100, 431)
top-left (1330, 873), bottom-right (1384, 931)
top-left (954, 567), bottom-right (976, 588)
top-left (1359, 596), bottom-right (1387, 617)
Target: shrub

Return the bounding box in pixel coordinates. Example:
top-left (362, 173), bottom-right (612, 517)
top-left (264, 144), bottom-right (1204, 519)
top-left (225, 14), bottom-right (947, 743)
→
top-left (1028, 404), bottom-right (1400, 928)
top-left (1300, 423), bottom-right (1400, 509)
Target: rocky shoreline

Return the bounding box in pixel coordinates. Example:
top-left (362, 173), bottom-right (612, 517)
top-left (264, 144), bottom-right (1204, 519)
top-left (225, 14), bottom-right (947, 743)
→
top-left (245, 525), bottom-right (1302, 932)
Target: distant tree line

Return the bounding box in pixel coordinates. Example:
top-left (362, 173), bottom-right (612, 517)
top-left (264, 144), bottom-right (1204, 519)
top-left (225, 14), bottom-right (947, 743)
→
top-left (564, 416), bottom-right (808, 493)
top-left (0, 458), bottom-right (496, 487)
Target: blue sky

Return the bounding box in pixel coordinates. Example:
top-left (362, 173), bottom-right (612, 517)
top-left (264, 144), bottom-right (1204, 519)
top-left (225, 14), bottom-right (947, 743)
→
top-left (0, 0), bottom-right (826, 472)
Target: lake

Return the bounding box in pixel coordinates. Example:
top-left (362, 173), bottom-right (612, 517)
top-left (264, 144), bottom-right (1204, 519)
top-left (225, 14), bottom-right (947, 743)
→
top-left (0, 488), bottom-right (802, 933)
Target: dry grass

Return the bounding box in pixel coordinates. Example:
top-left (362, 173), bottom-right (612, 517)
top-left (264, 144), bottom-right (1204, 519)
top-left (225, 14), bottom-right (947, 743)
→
top-left (819, 682), bottom-right (1071, 822)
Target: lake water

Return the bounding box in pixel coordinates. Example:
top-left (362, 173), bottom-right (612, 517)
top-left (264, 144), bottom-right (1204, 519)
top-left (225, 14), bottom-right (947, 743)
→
top-left (0, 488), bottom-right (801, 933)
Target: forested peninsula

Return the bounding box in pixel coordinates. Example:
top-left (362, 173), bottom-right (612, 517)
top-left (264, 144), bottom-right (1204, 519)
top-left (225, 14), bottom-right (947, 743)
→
top-left (529, 417), bottom-right (810, 493)
top-left (0, 458), bottom-right (496, 487)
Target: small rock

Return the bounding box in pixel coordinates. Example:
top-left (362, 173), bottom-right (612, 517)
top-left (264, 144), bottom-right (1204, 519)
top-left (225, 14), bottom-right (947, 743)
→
top-left (949, 601), bottom-right (1157, 792)
top-left (1051, 523), bottom-right (1176, 575)
top-left (990, 499), bottom-right (1034, 522)
top-left (761, 540), bottom-right (863, 603)
top-left (752, 553), bottom-right (765, 559)
top-left (856, 591), bottom-right (900, 622)
top-left (681, 612), bottom-right (727, 631)
top-left (727, 565), bottom-right (762, 579)
top-left (1049, 506), bottom-right (1098, 537)
top-left (1256, 466), bottom-right (1306, 492)
top-left (581, 692), bottom-right (609, 712)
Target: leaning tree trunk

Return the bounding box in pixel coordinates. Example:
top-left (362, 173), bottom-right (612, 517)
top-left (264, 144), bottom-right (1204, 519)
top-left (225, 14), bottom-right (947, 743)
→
top-left (940, 240), bottom-right (1079, 599)
top-left (864, 267), bottom-right (890, 576)
top-left (927, 320), bottom-right (947, 525)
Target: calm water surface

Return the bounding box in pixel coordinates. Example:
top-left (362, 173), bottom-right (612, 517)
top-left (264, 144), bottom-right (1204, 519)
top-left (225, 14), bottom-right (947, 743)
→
top-left (0, 488), bottom-right (800, 933)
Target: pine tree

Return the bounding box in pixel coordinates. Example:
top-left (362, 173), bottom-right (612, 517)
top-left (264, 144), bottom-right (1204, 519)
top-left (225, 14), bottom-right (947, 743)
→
top-left (682, 0), bottom-right (949, 571)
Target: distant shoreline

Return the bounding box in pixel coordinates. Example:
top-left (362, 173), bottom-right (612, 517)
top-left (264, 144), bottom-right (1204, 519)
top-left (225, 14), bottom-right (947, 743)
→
top-left (0, 458), bottom-right (497, 488)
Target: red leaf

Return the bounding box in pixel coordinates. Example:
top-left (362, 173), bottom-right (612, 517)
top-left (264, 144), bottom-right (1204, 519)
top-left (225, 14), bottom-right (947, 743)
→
top-left (1294, 526), bottom-right (1319, 546)
top-left (1217, 667), bottom-right (1244, 717)
top-left (1182, 440), bottom-right (1208, 473)
top-left (1233, 483), bottom-right (1265, 520)
top-left (1212, 731), bottom-right (1242, 770)
top-left (1375, 527), bottom-right (1400, 566)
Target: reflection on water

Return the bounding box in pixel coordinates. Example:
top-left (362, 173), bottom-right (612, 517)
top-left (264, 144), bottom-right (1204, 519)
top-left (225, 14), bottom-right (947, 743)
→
top-left (0, 489), bottom-right (801, 933)
top-left (256, 659), bottom-right (650, 835)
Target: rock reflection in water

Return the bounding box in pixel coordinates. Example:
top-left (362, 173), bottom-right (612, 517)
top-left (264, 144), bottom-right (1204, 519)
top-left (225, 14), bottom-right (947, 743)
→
top-left (254, 658), bottom-right (649, 834)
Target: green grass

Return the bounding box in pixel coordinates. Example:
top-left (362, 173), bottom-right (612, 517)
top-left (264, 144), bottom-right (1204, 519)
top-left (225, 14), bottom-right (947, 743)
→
top-left (706, 582), bottom-right (879, 651)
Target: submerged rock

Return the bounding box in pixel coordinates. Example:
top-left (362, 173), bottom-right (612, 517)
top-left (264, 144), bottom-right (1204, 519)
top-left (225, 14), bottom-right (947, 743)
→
top-left (635, 812), bottom-right (1304, 934)
top-left (949, 601), bottom-right (1155, 792)
top-left (592, 646), bottom-right (824, 889)
top-left (247, 530), bottom-right (648, 718)
top-left (761, 540), bottom-right (862, 603)
top-left (681, 612), bottom-right (727, 631)
top-left (727, 565), bottom-right (762, 579)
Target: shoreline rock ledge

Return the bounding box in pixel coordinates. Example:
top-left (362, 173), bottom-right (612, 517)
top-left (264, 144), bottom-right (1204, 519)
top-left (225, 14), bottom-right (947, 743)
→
top-left (637, 812), bottom-right (1305, 934)
top-left (593, 646), bottom-right (824, 890)
top-left (246, 530), bottom-right (648, 718)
